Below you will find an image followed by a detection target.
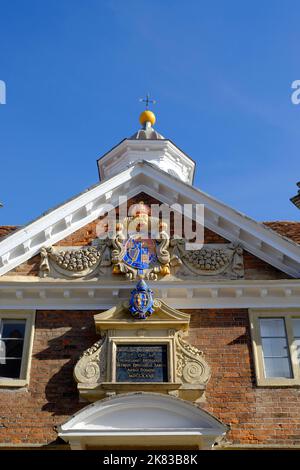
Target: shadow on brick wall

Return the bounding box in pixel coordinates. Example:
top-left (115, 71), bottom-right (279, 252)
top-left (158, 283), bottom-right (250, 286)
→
top-left (32, 311), bottom-right (99, 416)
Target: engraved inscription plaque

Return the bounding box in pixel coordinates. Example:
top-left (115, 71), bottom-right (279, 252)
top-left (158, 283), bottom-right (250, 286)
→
top-left (116, 344), bottom-right (168, 382)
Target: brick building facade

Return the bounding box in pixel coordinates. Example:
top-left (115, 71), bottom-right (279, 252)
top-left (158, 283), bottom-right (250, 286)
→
top-left (0, 111), bottom-right (300, 450)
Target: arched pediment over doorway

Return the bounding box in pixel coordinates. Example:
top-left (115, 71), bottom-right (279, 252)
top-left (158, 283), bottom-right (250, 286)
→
top-left (58, 392), bottom-right (228, 450)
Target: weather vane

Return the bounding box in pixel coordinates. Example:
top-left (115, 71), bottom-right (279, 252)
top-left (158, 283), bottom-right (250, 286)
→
top-left (139, 93), bottom-right (156, 110)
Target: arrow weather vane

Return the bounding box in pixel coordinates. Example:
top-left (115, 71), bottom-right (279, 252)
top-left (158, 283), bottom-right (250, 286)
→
top-left (139, 93), bottom-right (156, 109)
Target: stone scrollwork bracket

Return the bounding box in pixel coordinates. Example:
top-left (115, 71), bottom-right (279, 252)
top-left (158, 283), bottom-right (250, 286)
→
top-left (175, 333), bottom-right (211, 386)
top-left (74, 334), bottom-right (107, 386)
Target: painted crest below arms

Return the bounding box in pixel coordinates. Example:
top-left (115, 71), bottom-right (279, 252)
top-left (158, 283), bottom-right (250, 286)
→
top-left (129, 279), bottom-right (154, 319)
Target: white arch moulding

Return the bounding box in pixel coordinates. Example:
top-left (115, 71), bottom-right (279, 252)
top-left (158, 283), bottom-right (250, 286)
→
top-left (58, 392), bottom-right (228, 450)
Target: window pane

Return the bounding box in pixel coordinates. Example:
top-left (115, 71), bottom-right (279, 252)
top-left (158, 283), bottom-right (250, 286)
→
top-left (0, 320), bottom-right (26, 379)
top-left (292, 319), bottom-right (300, 338)
top-left (261, 338), bottom-right (289, 358)
top-left (1, 338), bottom-right (24, 358)
top-left (259, 318), bottom-right (292, 379)
top-left (294, 339), bottom-right (300, 363)
top-left (0, 359), bottom-right (22, 379)
top-left (264, 357), bottom-right (292, 378)
top-left (2, 320), bottom-right (25, 339)
top-left (260, 318), bottom-right (285, 337)
top-left (292, 319), bottom-right (300, 367)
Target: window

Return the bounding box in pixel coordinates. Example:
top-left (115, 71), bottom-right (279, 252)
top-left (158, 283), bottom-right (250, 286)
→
top-left (292, 318), bottom-right (300, 368)
top-left (0, 319), bottom-right (26, 378)
top-left (249, 310), bottom-right (300, 386)
top-left (0, 311), bottom-right (35, 387)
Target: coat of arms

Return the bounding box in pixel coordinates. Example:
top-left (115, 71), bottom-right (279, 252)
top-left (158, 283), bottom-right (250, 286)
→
top-left (111, 201), bottom-right (171, 280)
top-left (129, 279), bottom-right (154, 319)
top-left (122, 236), bottom-right (157, 277)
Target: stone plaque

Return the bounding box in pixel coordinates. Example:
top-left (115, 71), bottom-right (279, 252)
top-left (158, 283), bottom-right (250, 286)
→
top-left (116, 344), bottom-right (168, 382)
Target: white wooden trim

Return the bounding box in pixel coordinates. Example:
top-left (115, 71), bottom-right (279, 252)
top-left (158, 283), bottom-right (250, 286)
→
top-left (0, 280), bottom-right (299, 310)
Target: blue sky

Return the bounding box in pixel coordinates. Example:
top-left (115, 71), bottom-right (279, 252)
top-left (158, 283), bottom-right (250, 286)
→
top-left (0, 0), bottom-right (299, 225)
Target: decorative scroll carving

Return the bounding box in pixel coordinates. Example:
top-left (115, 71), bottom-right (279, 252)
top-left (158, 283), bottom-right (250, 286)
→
top-left (171, 240), bottom-right (244, 279)
top-left (74, 335), bottom-right (107, 385)
top-left (80, 338), bottom-right (104, 358)
top-left (39, 239), bottom-right (111, 279)
top-left (175, 334), bottom-right (211, 385)
top-left (40, 247), bottom-right (50, 277)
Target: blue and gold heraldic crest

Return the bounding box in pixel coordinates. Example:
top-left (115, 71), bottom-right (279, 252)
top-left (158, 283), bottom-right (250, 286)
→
top-left (129, 280), bottom-right (154, 319)
top-left (123, 236), bottom-right (157, 277)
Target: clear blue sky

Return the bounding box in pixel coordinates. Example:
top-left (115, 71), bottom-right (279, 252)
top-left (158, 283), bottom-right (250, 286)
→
top-left (0, 0), bottom-right (300, 225)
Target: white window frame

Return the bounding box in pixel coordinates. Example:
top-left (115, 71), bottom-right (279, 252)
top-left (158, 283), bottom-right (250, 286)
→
top-left (249, 309), bottom-right (300, 386)
top-left (0, 310), bottom-right (35, 387)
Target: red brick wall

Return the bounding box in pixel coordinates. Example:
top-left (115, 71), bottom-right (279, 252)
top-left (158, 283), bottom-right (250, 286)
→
top-left (0, 310), bottom-right (99, 446)
top-left (1, 308), bottom-right (300, 447)
top-left (186, 309), bottom-right (300, 447)
top-left (7, 254), bottom-right (40, 276)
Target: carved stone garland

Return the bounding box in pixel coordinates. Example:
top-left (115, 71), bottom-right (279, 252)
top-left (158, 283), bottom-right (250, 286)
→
top-left (39, 239), bottom-right (111, 278)
top-left (171, 239), bottom-right (244, 278)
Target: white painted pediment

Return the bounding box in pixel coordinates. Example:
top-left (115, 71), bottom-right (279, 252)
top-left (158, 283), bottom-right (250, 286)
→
top-left (0, 161), bottom-right (299, 278)
top-left (58, 392), bottom-right (227, 449)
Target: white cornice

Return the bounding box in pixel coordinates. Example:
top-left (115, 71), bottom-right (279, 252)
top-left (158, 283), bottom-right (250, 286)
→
top-left (97, 139), bottom-right (195, 184)
top-left (0, 162), bottom-right (299, 278)
top-left (0, 279), bottom-right (299, 310)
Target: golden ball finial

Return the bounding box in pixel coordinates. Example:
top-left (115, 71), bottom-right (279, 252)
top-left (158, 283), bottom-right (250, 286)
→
top-left (139, 110), bottom-right (156, 127)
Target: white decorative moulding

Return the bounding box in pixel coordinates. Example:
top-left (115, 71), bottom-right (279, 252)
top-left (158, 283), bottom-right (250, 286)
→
top-left (1, 279), bottom-right (300, 310)
top-left (58, 393), bottom-right (228, 450)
